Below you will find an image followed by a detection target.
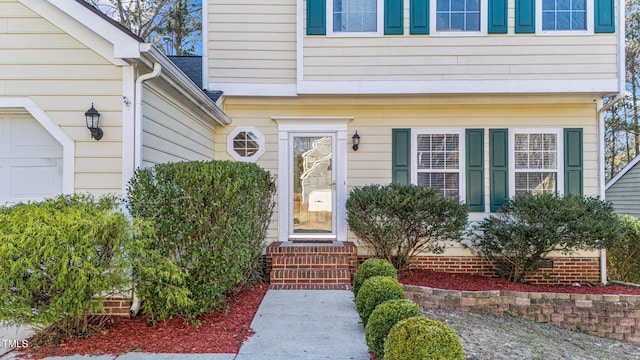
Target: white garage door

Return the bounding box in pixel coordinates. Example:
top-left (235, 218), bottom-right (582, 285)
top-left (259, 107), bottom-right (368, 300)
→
top-left (0, 114), bottom-right (63, 205)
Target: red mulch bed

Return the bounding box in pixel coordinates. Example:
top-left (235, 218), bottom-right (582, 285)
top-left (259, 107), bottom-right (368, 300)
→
top-left (18, 283), bottom-right (268, 359)
top-left (399, 270), bottom-right (640, 295)
top-left (15, 272), bottom-right (640, 359)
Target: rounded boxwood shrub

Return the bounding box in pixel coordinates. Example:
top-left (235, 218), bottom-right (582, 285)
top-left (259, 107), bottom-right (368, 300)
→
top-left (383, 316), bottom-right (464, 360)
top-left (365, 299), bottom-right (422, 357)
top-left (353, 258), bottom-right (398, 296)
top-left (355, 276), bottom-right (405, 326)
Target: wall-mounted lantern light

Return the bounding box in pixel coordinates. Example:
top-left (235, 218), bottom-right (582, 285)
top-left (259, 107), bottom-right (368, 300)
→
top-left (85, 104), bottom-right (103, 141)
top-left (352, 131), bottom-right (360, 151)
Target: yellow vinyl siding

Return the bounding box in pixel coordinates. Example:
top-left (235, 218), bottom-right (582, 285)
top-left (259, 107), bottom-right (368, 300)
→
top-left (208, 0), bottom-right (296, 84)
top-left (141, 84), bottom-right (216, 167)
top-left (0, 1), bottom-right (124, 195)
top-left (303, 35), bottom-right (617, 81)
top-left (215, 96), bottom-right (599, 248)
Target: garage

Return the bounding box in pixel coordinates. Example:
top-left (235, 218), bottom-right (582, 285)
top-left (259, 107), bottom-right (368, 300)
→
top-left (0, 114), bottom-right (63, 205)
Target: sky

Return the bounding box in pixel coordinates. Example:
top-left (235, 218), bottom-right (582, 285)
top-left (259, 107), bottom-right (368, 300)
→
top-left (92, 0), bottom-right (203, 55)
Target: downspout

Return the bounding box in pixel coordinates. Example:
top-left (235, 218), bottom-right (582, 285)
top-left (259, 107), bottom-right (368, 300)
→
top-left (596, 0), bottom-right (626, 285)
top-left (134, 63), bottom-right (162, 168)
top-left (129, 62), bottom-right (161, 317)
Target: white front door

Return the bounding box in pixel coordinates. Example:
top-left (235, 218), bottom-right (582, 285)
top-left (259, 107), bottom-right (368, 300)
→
top-left (274, 117), bottom-right (351, 241)
top-left (0, 114), bottom-right (63, 205)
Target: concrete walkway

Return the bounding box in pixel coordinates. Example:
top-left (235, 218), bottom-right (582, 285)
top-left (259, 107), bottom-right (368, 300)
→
top-left (0, 290), bottom-right (370, 360)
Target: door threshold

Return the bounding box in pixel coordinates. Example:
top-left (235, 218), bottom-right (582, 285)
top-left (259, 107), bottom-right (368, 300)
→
top-left (289, 239), bottom-right (335, 244)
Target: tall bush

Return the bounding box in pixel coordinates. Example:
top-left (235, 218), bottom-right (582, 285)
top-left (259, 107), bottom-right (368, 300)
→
top-left (346, 184), bottom-right (468, 270)
top-left (608, 215), bottom-right (640, 283)
top-left (0, 194), bottom-right (139, 342)
top-left (127, 160), bottom-right (275, 319)
top-left (467, 193), bottom-right (621, 283)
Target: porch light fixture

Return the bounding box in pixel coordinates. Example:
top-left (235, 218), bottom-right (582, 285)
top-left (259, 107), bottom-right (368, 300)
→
top-left (85, 104), bottom-right (103, 141)
top-left (352, 131), bottom-right (360, 151)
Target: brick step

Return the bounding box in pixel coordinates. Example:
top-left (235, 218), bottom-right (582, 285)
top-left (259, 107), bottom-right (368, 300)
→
top-left (270, 269), bottom-right (352, 285)
top-left (270, 254), bottom-right (352, 268)
top-left (266, 241), bottom-right (358, 255)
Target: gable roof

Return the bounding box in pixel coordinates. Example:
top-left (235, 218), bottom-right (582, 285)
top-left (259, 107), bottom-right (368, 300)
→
top-left (18, 0), bottom-right (230, 125)
top-left (605, 154), bottom-right (640, 190)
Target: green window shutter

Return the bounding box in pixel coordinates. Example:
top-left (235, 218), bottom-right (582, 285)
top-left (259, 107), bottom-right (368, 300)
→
top-left (466, 129), bottom-right (485, 212)
top-left (410, 0), bottom-right (429, 34)
top-left (307, 0), bottom-right (326, 35)
top-left (392, 128), bottom-right (411, 184)
top-left (385, 0), bottom-right (404, 35)
top-left (488, 0), bottom-right (508, 34)
top-left (515, 0), bottom-right (535, 33)
top-left (595, 0), bottom-right (615, 33)
top-left (564, 128), bottom-right (583, 196)
top-left (489, 129), bottom-right (508, 212)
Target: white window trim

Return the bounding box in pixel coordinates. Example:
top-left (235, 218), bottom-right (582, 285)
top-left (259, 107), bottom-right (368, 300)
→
top-left (411, 128), bottom-right (466, 201)
top-left (508, 128), bottom-right (564, 197)
top-left (430, 0), bottom-right (488, 36)
top-left (327, 0), bottom-right (384, 37)
top-left (535, 0), bottom-right (594, 35)
top-left (226, 126), bottom-right (265, 163)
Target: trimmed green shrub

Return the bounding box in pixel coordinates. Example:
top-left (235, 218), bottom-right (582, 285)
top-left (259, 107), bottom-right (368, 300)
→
top-left (127, 160), bottom-right (275, 320)
top-left (608, 215), bottom-right (640, 283)
top-left (353, 258), bottom-right (398, 296)
top-left (467, 193), bottom-right (621, 283)
top-left (383, 316), bottom-right (465, 360)
top-left (355, 276), bottom-right (405, 326)
top-left (346, 184), bottom-right (468, 271)
top-left (0, 194), bottom-right (143, 342)
top-left (365, 299), bottom-right (422, 357)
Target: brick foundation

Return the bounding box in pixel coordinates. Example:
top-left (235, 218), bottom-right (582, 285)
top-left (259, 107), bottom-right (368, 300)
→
top-left (100, 297), bottom-right (131, 317)
top-left (358, 255), bottom-right (601, 285)
top-left (405, 284), bottom-right (640, 343)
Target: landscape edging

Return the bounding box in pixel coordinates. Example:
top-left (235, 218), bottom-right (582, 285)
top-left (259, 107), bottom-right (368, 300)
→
top-left (404, 284), bottom-right (640, 343)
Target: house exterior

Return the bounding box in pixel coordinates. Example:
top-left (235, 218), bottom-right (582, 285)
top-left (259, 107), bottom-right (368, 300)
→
top-left (206, 0), bottom-right (624, 284)
top-left (606, 154), bottom-right (640, 218)
top-left (0, 0), bottom-right (229, 206)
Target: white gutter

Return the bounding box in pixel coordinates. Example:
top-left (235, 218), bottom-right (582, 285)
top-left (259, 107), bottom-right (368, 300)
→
top-left (134, 62), bottom-right (162, 169)
top-left (595, 0), bottom-right (626, 285)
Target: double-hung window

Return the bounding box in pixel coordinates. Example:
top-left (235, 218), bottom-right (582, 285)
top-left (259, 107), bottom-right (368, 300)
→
top-left (328, 0), bottom-right (383, 35)
top-left (412, 129), bottom-right (465, 200)
top-left (536, 0), bottom-right (594, 33)
top-left (431, 0), bottom-right (487, 34)
top-left (509, 129), bottom-right (564, 196)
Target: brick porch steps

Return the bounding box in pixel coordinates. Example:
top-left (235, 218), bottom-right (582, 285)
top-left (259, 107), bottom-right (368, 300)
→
top-left (266, 241), bottom-right (358, 289)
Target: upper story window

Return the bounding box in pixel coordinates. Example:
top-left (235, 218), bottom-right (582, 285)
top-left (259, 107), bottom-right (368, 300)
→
top-left (431, 0), bottom-right (487, 35)
top-left (535, 0), bottom-right (594, 33)
top-left (328, 0), bottom-right (384, 35)
top-left (436, 0), bottom-right (481, 31)
top-left (509, 129), bottom-right (564, 196)
top-left (412, 129), bottom-right (465, 200)
top-left (542, 0), bottom-right (586, 30)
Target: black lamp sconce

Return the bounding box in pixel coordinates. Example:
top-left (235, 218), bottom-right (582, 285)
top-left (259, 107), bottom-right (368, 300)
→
top-left (352, 131), bottom-right (360, 151)
top-left (85, 103), bottom-right (103, 141)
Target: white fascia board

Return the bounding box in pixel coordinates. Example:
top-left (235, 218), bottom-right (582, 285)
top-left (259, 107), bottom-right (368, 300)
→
top-left (20, 0), bottom-right (140, 63)
top-left (143, 46), bottom-right (231, 126)
top-left (209, 83), bottom-right (298, 97)
top-left (297, 79), bottom-right (618, 95)
top-left (605, 154), bottom-right (640, 190)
